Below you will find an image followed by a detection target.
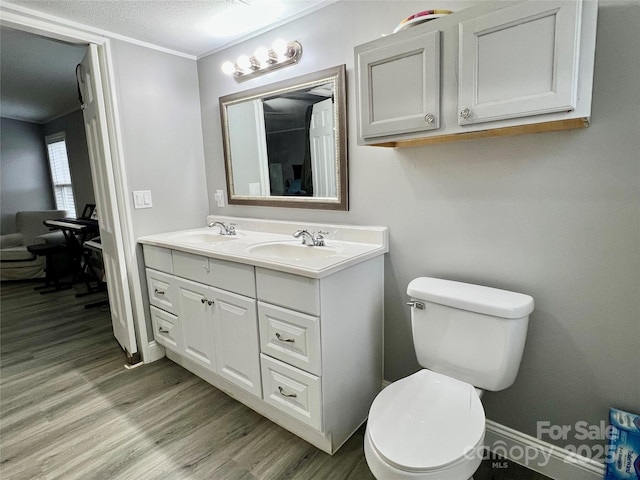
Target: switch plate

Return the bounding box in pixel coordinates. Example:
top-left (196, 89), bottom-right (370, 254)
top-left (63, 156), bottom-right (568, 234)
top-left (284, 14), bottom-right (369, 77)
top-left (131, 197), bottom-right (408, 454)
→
top-left (215, 190), bottom-right (225, 207)
top-left (133, 190), bottom-right (152, 209)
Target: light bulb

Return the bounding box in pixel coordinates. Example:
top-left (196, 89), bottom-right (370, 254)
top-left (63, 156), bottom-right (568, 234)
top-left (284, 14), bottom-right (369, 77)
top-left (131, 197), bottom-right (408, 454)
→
top-left (254, 46), bottom-right (270, 66)
top-left (272, 39), bottom-right (289, 59)
top-left (236, 55), bottom-right (252, 72)
top-left (221, 61), bottom-right (236, 75)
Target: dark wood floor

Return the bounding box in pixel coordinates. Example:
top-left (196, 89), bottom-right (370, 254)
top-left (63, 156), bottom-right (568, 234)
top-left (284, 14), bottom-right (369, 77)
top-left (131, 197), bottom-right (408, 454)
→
top-left (1, 280), bottom-right (550, 480)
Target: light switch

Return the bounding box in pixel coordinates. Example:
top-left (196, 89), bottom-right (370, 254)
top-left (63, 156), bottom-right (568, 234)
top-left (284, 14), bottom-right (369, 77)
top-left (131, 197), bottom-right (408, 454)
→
top-left (215, 190), bottom-right (225, 207)
top-left (133, 190), bottom-right (152, 209)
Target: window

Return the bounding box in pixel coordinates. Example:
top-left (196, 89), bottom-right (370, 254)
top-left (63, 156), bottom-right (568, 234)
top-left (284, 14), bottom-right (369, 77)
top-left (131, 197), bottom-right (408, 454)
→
top-left (45, 133), bottom-right (76, 218)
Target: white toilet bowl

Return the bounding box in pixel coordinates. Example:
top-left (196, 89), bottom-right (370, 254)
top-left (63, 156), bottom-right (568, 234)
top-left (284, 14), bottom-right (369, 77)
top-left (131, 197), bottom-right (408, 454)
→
top-left (364, 369), bottom-right (485, 480)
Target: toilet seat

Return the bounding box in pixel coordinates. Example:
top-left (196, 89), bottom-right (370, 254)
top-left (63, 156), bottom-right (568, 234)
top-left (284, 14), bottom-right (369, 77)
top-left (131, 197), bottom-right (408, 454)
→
top-left (367, 369), bottom-right (485, 473)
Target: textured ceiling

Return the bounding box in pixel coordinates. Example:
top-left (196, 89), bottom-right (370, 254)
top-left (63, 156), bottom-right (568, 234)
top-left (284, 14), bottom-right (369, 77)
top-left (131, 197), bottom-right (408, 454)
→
top-left (2, 0), bottom-right (330, 57)
top-left (0, 0), bottom-right (331, 123)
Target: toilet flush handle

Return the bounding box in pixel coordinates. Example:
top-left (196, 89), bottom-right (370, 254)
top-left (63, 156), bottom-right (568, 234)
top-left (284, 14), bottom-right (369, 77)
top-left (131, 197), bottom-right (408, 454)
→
top-left (407, 301), bottom-right (425, 310)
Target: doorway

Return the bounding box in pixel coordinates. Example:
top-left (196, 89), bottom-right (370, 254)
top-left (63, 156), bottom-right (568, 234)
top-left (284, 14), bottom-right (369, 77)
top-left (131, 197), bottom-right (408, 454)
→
top-left (0, 11), bottom-right (144, 362)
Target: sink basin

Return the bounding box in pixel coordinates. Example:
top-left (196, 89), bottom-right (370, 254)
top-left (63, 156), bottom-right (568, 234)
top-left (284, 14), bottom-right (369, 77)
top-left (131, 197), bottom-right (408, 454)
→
top-left (169, 231), bottom-right (240, 244)
top-left (246, 242), bottom-right (340, 260)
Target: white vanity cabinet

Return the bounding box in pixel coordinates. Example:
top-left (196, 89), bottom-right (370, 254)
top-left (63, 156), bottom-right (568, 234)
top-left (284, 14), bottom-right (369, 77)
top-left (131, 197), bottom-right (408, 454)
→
top-left (145, 247), bottom-right (261, 397)
top-left (355, 0), bottom-right (597, 147)
top-left (173, 276), bottom-right (261, 396)
top-left (141, 236), bottom-right (385, 455)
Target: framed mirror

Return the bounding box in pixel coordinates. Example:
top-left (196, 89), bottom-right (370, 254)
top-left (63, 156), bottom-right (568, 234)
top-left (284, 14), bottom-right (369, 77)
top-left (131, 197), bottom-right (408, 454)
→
top-left (220, 65), bottom-right (347, 210)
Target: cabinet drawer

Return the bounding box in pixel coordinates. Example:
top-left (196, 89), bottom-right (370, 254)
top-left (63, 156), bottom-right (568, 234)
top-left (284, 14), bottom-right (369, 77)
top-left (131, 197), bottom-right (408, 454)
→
top-left (258, 302), bottom-right (321, 376)
top-left (146, 268), bottom-right (177, 315)
top-left (256, 268), bottom-right (319, 315)
top-left (260, 354), bottom-right (322, 431)
top-left (143, 245), bottom-right (173, 273)
top-left (150, 306), bottom-right (182, 352)
top-left (173, 250), bottom-right (255, 297)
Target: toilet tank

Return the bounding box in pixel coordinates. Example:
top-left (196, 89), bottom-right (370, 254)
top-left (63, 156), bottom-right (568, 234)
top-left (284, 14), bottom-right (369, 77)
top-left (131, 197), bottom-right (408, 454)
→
top-left (407, 277), bottom-right (534, 391)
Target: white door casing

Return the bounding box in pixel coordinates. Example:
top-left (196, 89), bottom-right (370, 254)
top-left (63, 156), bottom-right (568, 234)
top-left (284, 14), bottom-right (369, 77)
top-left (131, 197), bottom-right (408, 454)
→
top-left (79, 45), bottom-right (138, 359)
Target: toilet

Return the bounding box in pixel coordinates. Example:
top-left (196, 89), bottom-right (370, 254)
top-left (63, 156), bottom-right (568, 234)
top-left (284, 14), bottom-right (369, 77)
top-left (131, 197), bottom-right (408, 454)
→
top-left (365, 277), bottom-right (534, 480)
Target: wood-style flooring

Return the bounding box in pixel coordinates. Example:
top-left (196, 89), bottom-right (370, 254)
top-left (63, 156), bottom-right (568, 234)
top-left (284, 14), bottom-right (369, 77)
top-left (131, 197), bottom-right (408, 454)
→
top-left (1, 280), bottom-right (550, 480)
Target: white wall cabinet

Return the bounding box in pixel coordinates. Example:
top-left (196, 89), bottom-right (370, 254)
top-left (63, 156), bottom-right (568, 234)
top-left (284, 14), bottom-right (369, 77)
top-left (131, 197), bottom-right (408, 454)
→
top-left (458, 0), bottom-right (582, 125)
top-left (142, 244), bottom-right (384, 454)
top-left (357, 30), bottom-right (441, 139)
top-left (355, 0), bottom-right (597, 147)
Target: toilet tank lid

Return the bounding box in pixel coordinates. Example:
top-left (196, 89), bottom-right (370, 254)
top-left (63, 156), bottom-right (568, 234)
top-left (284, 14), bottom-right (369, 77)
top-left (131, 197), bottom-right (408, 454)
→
top-left (407, 277), bottom-right (534, 319)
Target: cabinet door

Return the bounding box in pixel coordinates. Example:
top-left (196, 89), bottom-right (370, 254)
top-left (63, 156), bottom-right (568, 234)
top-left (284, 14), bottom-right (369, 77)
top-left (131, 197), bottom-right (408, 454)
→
top-left (212, 288), bottom-right (261, 397)
top-left (357, 30), bottom-right (440, 139)
top-left (458, 0), bottom-right (582, 125)
top-left (175, 277), bottom-right (216, 372)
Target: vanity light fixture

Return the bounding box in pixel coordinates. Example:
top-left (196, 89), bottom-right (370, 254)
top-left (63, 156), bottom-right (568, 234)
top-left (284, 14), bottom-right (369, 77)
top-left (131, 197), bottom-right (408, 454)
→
top-left (221, 40), bottom-right (303, 82)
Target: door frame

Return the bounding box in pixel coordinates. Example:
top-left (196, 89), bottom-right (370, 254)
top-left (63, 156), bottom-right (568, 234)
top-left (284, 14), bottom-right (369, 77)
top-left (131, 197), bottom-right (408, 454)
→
top-left (1, 5), bottom-right (160, 363)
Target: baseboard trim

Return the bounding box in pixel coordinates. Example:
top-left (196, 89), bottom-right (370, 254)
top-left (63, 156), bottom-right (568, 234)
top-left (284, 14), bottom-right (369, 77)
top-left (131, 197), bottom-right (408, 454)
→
top-left (142, 341), bottom-right (165, 363)
top-left (485, 420), bottom-right (606, 480)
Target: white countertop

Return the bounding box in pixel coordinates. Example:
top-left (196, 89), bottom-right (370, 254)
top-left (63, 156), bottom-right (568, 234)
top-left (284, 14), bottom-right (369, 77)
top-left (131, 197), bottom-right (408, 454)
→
top-left (138, 216), bottom-right (389, 279)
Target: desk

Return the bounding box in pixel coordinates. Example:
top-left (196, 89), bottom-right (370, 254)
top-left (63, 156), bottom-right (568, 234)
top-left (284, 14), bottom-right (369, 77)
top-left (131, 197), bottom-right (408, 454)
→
top-left (26, 243), bottom-right (71, 294)
top-left (44, 218), bottom-right (99, 284)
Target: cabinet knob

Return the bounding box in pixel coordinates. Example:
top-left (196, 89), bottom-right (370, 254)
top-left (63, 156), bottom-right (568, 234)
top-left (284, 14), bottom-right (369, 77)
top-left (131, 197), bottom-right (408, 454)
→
top-left (278, 386), bottom-right (297, 398)
top-left (207, 300), bottom-right (214, 306)
top-left (201, 298), bottom-right (206, 304)
top-left (424, 113), bottom-right (435, 125)
top-left (459, 108), bottom-right (472, 120)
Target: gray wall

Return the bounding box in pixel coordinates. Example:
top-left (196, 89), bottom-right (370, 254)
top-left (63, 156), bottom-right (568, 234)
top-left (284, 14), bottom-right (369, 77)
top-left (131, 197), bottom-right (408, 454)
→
top-left (198, 0), bottom-right (640, 452)
top-left (0, 117), bottom-right (54, 233)
top-left (108, 39), bottom-right (209, 342)
top-left (110, 40), bottom-right (209, 239)
top-left (43, 110), bottom-right (95, 215)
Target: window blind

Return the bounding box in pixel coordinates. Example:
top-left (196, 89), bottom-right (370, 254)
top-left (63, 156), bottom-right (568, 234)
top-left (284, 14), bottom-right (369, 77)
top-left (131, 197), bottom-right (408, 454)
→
top-left (45, 134), bottom-right (76, 218)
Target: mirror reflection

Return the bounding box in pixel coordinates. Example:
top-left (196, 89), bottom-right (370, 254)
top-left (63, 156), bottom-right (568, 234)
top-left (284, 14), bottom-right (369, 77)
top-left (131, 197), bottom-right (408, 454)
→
top-left (220, 65), bottom-right (347, 210)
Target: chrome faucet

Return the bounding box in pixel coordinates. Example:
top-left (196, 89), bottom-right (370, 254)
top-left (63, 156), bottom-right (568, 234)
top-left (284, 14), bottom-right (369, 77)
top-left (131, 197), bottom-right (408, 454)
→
top-left (293, 229), bottom-right (328, 246)
top-left (208, 221), bottom-right (236, 235)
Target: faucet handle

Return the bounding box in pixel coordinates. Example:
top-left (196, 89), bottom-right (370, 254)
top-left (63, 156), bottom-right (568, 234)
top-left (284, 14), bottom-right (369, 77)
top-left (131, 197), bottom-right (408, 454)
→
top-left (314, 230), bottom-right (329, 246)
top-left (228, 223), bottom-right (237, 235)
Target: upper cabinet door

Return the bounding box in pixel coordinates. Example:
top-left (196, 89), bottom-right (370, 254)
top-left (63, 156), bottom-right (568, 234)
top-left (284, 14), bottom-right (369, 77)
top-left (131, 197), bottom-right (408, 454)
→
top-left (357, 30), bottom-right (440, 139)
top-left (458, 0), bottom-right (582, 125)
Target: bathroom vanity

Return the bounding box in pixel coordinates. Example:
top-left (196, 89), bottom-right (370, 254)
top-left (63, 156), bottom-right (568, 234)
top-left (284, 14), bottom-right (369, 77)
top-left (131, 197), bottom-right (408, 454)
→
top-left (138, 217), bottom-right (388, 454)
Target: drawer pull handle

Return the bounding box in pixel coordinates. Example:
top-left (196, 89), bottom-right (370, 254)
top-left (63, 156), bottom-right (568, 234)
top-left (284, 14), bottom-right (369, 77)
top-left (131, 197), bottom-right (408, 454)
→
top-left (154, 288), bottom-right (165, 296)
top-left (158, 327), bottom-right (169, 334)
top-left (275, 332), bottom-right (295, 343)
top-left (201, 298), bottom-right (206, 304)
top-left (278, 386), bottom-right (297, 398)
